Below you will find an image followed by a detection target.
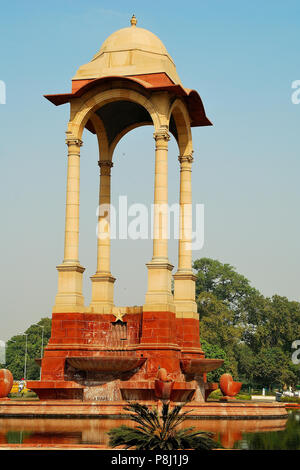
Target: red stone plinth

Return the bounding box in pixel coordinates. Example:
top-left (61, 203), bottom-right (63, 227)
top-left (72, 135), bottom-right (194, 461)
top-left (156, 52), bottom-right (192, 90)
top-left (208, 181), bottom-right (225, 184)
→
top-left (27, 310), bottom-right (222, 402)
top-left (0, 399), bottom-right (289, 419)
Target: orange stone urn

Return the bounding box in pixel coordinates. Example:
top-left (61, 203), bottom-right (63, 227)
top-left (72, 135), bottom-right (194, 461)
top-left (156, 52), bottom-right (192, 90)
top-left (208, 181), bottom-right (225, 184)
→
top-left (0, 369), bottom-right (13, 398)
top-left (219, 373), bottom-right (242, 399)
top-left (154, 368), bottom-right (174, 400)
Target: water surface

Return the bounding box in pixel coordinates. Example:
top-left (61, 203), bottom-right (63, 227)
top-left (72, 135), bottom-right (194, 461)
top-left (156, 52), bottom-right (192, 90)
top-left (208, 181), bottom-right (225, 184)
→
top-left (0, 411), bottom-right (298, 449)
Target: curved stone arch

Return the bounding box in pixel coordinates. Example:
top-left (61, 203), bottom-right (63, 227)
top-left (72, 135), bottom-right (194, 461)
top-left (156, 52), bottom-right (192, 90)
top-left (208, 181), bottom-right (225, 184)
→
top-left (89, 113), bottom-right (109, 158)
top-left (168, 98), bottom-right (193, 156)
top-left (108, 121), bottom-right (152, 160)
top-left (68, 88), bottom-right (161, 141)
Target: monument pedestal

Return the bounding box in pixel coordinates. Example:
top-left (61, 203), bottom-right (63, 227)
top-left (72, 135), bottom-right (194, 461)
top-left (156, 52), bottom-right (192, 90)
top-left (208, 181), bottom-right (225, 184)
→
top-left (28, 309), bottom-right (223, 403)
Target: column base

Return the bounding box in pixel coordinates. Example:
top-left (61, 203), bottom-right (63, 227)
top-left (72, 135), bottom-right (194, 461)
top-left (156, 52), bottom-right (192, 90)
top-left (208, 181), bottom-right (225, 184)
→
top-left (144, 260), bottom-right (175, 309)
top-left (173, 270), bottom-right (197, 318)
top-left (53, 263), bottom-right (85, 313)
top-left (90, 272), bottom-right (116, 313)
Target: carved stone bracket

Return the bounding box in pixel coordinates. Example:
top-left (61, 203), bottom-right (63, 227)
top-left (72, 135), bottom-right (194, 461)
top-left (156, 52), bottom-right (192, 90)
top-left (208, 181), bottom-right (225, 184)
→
top-left (153, 128), bottom-right (170, 148)
top-left (98, 160), bottom-right (114, 176)
top-left (65, 137), bottom-right (83, 147)
top-left (178, 152), bottom-right (194, 165)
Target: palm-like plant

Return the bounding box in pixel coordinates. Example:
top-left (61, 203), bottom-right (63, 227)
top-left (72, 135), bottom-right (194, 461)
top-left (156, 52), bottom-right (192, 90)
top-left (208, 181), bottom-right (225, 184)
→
top-left (108, 402), bottom-right (221, 450)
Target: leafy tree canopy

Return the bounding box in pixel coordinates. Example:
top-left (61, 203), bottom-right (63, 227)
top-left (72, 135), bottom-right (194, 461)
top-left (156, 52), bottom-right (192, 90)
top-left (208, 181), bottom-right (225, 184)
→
top-left (201, 339), bottom-right (233, 382)
top-left (193, 258), bottom-right (258, 314)
top-left (246, 295), bottom-right (300, 354)
top-left (252, 347), bottom-right (298, 388)
top-left (193, 257), bottom-right (300, 388)
top-left (4, 317), bottom-right (51, 380)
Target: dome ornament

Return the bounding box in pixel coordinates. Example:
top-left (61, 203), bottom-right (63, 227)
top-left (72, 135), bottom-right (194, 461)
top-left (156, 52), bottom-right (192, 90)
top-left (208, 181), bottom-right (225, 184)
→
top-left (130, 14), bottom-right (137, 27)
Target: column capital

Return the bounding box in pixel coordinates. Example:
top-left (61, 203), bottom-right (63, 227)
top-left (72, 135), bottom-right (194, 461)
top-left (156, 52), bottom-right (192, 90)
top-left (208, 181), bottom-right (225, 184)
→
top-left (178, 152), bottom-right (194, 165)
top-left (153, 127), bottom-right (170, 144)
top-left (65, 137), bottom-right (83, 147)
top-left (98, 160), bottom-right (113, 176)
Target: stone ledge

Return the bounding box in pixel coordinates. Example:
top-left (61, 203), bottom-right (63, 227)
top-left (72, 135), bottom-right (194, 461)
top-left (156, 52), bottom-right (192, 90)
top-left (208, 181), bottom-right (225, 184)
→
top-left (0, 400), bottom-right (288, 419)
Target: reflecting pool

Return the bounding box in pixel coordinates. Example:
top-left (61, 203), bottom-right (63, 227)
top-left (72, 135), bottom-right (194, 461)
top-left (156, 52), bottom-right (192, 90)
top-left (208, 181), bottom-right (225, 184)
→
top-left (0, 411), bottom-right (298, 449)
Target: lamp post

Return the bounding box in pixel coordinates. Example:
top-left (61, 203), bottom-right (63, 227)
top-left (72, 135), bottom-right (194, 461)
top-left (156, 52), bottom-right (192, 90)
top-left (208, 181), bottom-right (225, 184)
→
top-left (36, 325), bottom-right (44, 380)
top-left (18, 333), bottom-right (28, 380)
top-left (23, 334), bottom-right (28, 380)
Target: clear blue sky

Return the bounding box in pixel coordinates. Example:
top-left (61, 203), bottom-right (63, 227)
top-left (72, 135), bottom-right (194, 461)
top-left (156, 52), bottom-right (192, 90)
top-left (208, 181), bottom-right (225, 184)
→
top-left (1, 0), bottom-right (300, 340)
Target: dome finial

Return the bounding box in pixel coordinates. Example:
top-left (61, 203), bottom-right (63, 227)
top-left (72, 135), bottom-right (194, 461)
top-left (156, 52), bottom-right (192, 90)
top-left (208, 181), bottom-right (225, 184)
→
top-left (130, 14), bottom-right (137, 27)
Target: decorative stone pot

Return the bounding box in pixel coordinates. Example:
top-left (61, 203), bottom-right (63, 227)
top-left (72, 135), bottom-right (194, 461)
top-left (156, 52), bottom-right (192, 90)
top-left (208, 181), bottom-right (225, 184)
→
top-left (0, 369), bottom-right (13, 398)
top-left (154, 379), bottom-right (174, 400)
top-left (219, 373), bottom-right (242, 399)
top-left (157, 368), bottom-right (168, 382)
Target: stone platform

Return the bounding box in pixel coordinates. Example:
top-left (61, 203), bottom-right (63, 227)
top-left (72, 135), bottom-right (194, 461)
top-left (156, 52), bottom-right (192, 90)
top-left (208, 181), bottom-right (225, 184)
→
top-left (0, 399), bottom-right (288, 419)
top-left (27, 311), bottom-right (224, 402)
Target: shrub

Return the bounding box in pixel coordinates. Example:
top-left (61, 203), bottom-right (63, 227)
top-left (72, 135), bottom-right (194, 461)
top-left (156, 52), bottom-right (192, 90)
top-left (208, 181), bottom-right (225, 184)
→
top-left (280, 396), bottom-right (300, 404)
top-left (207, 389), bottom-right (251, 401)
top-left (8, 391), bottom-right (38, 399)
top-left (108, 402), bottom-right (222, 450)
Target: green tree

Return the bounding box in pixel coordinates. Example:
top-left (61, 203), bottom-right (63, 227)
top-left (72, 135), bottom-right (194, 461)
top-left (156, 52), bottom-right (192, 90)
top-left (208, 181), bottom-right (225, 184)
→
top-left (252, 347), bottom-right (297, 388)
top-left (198, 292), bottom-right (242, 349)
top-left (194, 258), bottom-right (261, 378)
top-left (197, 292), bottom-right (240, 376)
top-left (193, 258), bottom-right (258, 317)
top-left (234, 343), bottom-right (255, 387)
top-left (200, 339), bottom-right (233, 382)
top-left (246, 295), bottom-right (300, 354)
top-left (5, 317), bottom-right (51, 380)
top-left (193, 257), bottom-right (300, 388)
top-left (108, 402), bottom-right (220, 450)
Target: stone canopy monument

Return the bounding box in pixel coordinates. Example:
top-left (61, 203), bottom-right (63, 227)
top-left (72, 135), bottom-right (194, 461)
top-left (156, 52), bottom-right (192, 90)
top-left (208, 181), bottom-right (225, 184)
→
top-left (28, 16), bottom-right (223, 402)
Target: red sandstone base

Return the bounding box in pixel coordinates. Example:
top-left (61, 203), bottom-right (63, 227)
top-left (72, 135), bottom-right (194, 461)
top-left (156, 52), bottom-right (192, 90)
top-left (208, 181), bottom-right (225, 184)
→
top-left (27, 311), bottom-right (224, 403)
top-left (0, 399), bottom-right (288, 419)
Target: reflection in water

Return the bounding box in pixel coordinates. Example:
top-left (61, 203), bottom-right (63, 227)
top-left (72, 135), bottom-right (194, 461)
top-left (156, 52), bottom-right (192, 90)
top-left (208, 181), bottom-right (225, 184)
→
top-left (233, 410), bottom-right (300, 450)
top-left (0, 418), bottom-right (132, 446)
top-left (182, 417), bottom-right (288, 449)
top-left (5, 431), bottom-right (33, 444)
top-left (0, 412), bottom-right (298, 449)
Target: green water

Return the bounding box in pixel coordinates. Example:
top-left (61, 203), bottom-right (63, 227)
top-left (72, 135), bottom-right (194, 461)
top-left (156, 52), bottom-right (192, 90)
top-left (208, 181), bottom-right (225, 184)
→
top-left (234, 410), bottom-right (300, 450)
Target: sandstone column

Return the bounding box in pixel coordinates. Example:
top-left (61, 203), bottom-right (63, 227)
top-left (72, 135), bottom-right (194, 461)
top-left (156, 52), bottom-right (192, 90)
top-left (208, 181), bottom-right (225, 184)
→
top-left (144, 127), bottom-right (174, 311)
top-left (53, 135), bottom-right (85, 313)
top-left (90, 160), bottom-right (115, 313)
top-left (173, 152), bottom-right (198, 319)
top-left (177, 154), bottom-right (194, 273)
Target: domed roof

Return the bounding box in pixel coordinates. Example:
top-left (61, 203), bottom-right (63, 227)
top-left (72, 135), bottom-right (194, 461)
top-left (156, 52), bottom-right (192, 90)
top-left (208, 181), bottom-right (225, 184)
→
top-left (73, 16), bottom-right (182, 84)
top-left (98, 20), bottom-right (169, 56)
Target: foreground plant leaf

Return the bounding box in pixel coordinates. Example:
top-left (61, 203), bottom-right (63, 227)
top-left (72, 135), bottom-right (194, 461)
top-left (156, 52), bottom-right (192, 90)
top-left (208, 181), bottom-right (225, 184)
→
top-left (108, 402), bottom-right (222, 450)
